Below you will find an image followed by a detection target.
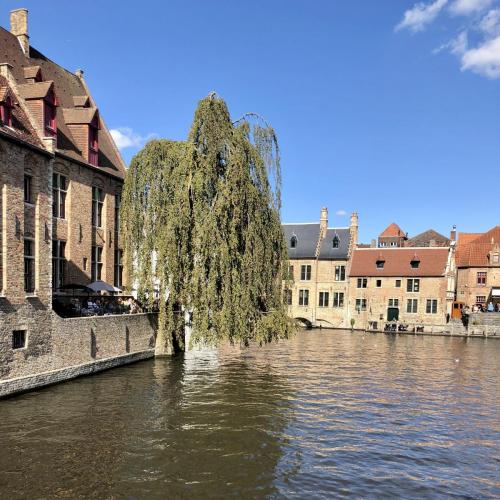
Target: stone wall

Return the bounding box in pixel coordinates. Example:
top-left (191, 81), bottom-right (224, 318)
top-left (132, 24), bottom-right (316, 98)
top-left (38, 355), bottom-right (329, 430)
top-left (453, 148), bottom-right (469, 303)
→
top-left (0, 312), bottom-right (158, 397)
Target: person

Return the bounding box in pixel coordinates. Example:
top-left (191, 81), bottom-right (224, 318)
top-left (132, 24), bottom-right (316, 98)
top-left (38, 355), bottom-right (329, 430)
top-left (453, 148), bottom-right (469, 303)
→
top-left (495, 303), bottom-right (499, 312)
top-left (462, 305), bottom-right (470, 329)
top-left (487, 301), bottom-right (494, 312)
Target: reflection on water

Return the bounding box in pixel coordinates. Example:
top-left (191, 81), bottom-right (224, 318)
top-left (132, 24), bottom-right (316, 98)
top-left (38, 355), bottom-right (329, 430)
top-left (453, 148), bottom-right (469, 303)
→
top-left (0, 331), bottom-right (498, 499)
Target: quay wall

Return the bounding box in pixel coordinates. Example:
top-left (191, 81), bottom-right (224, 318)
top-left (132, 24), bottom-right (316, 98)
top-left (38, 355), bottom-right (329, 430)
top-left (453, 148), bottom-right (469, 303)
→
top-left (0, 311), bottom-right (158, 397)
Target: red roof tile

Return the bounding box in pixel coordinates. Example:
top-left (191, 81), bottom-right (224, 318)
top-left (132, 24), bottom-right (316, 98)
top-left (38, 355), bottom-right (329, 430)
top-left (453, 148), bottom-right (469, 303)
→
top-left (456, 227), bottom-right (500, 267)
top-left (350, 247), bottom-right (449, 277)
top-left (380, 223), bottom-right (405, 238)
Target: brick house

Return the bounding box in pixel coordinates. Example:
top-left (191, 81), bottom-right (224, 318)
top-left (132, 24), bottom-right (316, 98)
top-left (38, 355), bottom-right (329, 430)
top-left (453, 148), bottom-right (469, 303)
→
top-left (348, 246), bottom-right (456, 330)
top-left (0, 9), bottom-right (128, 379)
top-left (282, 208), bottom-right (358, 328)
top-left (455, 226), bottom-right (500, 308)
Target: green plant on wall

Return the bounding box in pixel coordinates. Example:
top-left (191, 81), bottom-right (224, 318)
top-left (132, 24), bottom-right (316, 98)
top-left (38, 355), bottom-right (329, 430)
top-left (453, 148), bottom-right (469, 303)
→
top-left (121, 94), bottom-right (293, 353)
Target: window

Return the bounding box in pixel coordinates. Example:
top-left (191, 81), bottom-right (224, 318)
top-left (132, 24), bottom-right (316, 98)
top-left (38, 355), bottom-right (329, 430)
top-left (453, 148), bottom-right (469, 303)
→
top-left (357, 277), bottom-right (367, 288)
top-left (12, 330), bottom-right (26, 350)
top-left (115, 193), bottom-right (121, 233)
top-left (477, 272), bottom-right (486, 286)
top-left (92, 186), bottom-right (104, 227)
top-left (410, 259), bottom-right (420, 269)
top-left (52, 240), bottom-right (66, 290)
top-left (395, 279), bottom-right (401, 288)
top-left (91, 246), bottom-right (103, 281)
top-left (298, 289), bottom-right (309, 306)
top-left (355, 298), bottom-right (367, 311)
top-left (376, 279), bottom-right (382, 288)
top-left (52, 173), bottom-right (67, 218)
top-left (390, 242), bottom-right (397, 247)
top-left (24, 175), bottom-right (33, 204)
top-left (89, 123), bottom-right (99, 166)
top-left (319, 291), bottom-right (329, 307)
top-left (283, 289), bottom-right (292, 306)
top-left (287, 265), bottom-right (294, 280)
top-left (388, 298), bottom-right (399, 307)
top-left (290, 235), bottom-right (297, 248)
top-left (44, 89), bottom-right (57, 136)
top-left (333, 292), bottom-right (344, 308)
top-left (0, 95), bottom-right (13, 127)
top-left (376, 260), bottom-right (385, 268)
top-left (300, 265), bottom-right (311, 281)
top-left (476, 296), bottom-right (486, 305)
top-left (335, 265), bottom-right (346, 281)
top-left (332, 236), bottom-right (339, 248)
top-left (24, 239), bottom-right (35, 293)
top-left (114, 249), bottom-right (123, 288)
top-left (407, 279), bottom-right (420, 292)
top-left (407, 299), bottom-right (418, 313)
top-left (426, 299), bottom-right (438, 314)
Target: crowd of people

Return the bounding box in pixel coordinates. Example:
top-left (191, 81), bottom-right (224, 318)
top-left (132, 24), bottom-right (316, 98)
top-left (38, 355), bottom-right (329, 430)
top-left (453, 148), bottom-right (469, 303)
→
top-left (461, 301), bottom-right (499, 328)
top-left (53, 296), bottom-right (145, 318)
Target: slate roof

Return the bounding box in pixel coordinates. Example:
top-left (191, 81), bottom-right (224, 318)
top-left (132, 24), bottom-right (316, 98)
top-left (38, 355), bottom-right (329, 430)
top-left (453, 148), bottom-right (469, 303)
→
top-left (456, 226), bottom-right (500, 267)
top-left (406, 229), bottom-right (450, 247)
top-left (318, 228), bottom-right (350, 259)
top-left (0, 26), bottom-right (125, 179)
top-left (282, 224), bottom-right (321, 259)
top-left (350, 247), bottom-right (449, 277)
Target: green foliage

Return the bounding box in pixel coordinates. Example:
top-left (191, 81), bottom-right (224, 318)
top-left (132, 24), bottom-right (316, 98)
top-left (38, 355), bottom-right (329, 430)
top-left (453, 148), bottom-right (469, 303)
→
top-left (121, 95), bottom-right (293, 351)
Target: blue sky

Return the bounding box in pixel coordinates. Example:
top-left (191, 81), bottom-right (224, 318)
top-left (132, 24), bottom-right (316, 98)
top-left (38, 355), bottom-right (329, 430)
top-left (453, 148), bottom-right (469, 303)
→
top-left (2, 0), bottom-right (499, 242)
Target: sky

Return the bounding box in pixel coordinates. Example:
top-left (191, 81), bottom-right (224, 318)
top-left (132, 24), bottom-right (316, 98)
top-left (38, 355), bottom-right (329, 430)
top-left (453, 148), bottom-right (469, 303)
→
top-left (2, 0), bottom-right (500, 242)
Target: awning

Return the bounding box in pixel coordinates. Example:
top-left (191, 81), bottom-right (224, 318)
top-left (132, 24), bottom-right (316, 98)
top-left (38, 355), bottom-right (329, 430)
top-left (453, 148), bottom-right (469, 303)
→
top-left (492, 287), bottom-right (500, 298)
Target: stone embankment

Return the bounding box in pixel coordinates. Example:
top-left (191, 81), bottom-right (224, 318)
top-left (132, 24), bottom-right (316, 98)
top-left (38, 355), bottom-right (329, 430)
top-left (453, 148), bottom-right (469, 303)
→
top-left (0, 312), bottom-right (158, 398)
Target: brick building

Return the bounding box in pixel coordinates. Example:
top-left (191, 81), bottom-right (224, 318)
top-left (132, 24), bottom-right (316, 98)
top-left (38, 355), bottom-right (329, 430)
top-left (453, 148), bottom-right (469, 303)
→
top-left (455, 226), bottom-right (500, 308)
top-left (0, 9), bottom-right (126, 375)
top-left (348, 246), bottom-right (456, 330)
top-left (282, 208), bottom-right (358, 328)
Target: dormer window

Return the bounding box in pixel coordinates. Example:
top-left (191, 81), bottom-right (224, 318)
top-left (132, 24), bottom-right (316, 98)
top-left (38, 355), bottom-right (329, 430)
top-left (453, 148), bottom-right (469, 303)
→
top-left (410, 259), bottom-right (420, 269)
top-left (44, 89), bottom-right (57, 136)
top-left (89, 117), bottom-right (99, 166)
top-left (332, 235), bottom-right (340, 248)
top-left (0, 95), bottom-right (13, 127)
top-left (376, 260), bottom-right (385, 268)
top-left (290, 235), bottom-right (297, 249)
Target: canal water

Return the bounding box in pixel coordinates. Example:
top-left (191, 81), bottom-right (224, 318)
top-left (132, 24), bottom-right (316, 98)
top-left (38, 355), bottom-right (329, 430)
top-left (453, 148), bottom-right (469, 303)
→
top-left (0, 330), bottom-right (498, 499)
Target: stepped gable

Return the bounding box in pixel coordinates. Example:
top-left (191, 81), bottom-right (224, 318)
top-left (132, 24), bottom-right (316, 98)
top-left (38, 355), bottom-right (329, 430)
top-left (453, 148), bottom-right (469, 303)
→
top-left (318, 228), bottom-right (351, 259)
top-left (0, 26), bottom-right (125, 178)
top-left (406, 229), bottom-right (450, 247)
top-left (282, 223), bottom-right (321, 259)
top-left (350, 247), bottom-right (449, 277)
top-left (0, 75), bottom-right (42, 148)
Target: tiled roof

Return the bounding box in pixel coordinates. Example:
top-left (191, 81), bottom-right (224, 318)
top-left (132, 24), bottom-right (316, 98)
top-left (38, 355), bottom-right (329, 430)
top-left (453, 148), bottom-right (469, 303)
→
top-left (350, 247), bottom-right (449, 277)
top-left (0, 26), bottom-right (125, 178)
top-left (17, 81), bottom-right (53, 100)
top-left (380, 223), bottom-right (405, 238)
top-left (406, 229), bottom-right (450, 247)
top-left (0, 75), bottom-right (43, 149)
top-left (282, 224), bottom-right (321, 259)
top-left (62, 107), bottom-right (98, 125)
top-left (318, 228), bottom-right (350, 259)
top-left (456, 226), bottom-right (500, 267)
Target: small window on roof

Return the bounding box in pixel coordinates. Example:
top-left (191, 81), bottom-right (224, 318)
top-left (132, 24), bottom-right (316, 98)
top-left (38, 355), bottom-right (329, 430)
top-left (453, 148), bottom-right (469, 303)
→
top-left (410, 259), bottom-right (420, 269)
top-left (290, 235), bottom-right (297, 248)
top-left (332, 236), bottom-right (340, 248)
top-left (376, 260), bottom-right (385, 268)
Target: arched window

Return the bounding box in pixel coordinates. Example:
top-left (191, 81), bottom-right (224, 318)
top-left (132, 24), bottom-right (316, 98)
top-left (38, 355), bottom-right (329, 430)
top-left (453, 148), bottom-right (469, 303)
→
top-left (332, 235), bottom-right (340, 248)
top-left (290, 235), bottom-right (297, 248)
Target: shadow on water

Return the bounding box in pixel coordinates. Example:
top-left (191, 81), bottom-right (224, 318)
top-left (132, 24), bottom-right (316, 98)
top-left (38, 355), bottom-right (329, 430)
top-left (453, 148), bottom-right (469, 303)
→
top-left (0, 347), bottom-right (294, 499)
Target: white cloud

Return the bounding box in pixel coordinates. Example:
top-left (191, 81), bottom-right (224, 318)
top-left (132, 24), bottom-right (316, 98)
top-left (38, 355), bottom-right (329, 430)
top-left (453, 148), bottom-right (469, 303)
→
top-left (479, 8), bottom-right (500, 34)
top-left (449, 0), bottom-right (493, 15)
top-left (461, 35), bottom-right (500, 76)
top-left (335, 210), bottom-right (347, 216)
top-left (110, 127), bottom-right (157, 150)
top-left (395, 0), bottom-right (448, 32)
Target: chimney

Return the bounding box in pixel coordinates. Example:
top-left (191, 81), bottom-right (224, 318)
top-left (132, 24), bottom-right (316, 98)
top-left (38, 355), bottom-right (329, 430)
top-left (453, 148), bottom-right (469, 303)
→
top-left (429, 239), bottom-right (436, 247)
top-left (371, 239), bottom-right (376, 248)
top-left (350, 212), bottom-right (359, 247)
top-left (450, 225), bottom-right (456, 242)
top-left (10, 9), bottom-right (29, 55)
top-left (320, 207), bottom-right (328, 233)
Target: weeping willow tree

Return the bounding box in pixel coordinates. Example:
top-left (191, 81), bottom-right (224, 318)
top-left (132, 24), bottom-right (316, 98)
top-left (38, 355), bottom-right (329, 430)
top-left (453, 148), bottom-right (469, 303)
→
top-left (121, 94), bottom-right (293, 353)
